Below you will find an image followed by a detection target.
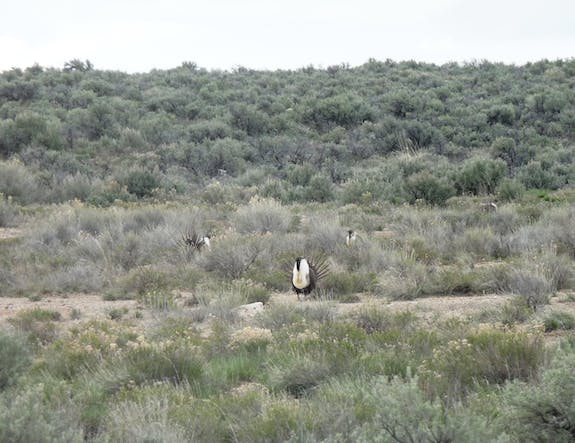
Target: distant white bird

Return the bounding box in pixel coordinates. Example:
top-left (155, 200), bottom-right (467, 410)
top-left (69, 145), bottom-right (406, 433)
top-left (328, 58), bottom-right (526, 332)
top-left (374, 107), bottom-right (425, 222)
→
top-left (345, 229), bottom-right (357, 247)
top-left (291, 256), bottom-right (329, 300)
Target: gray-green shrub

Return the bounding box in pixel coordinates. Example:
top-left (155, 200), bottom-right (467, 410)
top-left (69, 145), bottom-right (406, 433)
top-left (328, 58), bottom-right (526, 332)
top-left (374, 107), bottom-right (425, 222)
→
top-left (0, 331), bottom-right (31, 390)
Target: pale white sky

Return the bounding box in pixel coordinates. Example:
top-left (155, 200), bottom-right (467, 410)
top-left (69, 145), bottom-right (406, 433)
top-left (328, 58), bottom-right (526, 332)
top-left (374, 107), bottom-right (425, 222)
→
top-left (1, 0), bottom-right (574, 73)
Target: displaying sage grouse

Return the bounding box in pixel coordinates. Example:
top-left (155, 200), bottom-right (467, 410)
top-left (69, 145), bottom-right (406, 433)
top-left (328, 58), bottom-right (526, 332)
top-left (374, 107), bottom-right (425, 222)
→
top-left (182, 230), bottom-right (211, 251)
top-left (291, 256), bottom-right (329, 300)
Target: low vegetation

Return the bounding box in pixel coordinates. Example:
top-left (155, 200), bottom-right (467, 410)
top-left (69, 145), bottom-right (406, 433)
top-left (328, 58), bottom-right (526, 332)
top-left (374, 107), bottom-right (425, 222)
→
top-left (0, 195), bottom-right (574, 442)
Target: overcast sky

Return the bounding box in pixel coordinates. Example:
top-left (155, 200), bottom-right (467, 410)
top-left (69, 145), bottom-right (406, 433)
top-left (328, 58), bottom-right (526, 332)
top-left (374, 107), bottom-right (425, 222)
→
top-left (1, 0), bottom-right (574, 73)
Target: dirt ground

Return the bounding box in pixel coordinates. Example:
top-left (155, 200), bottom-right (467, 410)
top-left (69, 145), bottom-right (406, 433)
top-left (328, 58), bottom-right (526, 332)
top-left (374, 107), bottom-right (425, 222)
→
top-left (0, 227), bottom-right (22, 241)
top-left (0, 293), bottom-right (141, 326)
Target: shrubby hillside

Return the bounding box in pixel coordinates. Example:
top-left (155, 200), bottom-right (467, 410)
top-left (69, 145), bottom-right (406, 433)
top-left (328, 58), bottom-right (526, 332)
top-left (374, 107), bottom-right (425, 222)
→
top-left (1, 58), bottom-right (574, 206)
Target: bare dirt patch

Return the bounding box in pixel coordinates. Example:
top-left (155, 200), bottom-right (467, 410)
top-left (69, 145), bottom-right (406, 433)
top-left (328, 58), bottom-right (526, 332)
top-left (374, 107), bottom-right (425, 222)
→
top-left (0, 227), bottom-right (23, 241)
top-left (2, 290), bottom-right (574, 345)
top-left (0, 294), bottom-right (140, 327)
top-left (270, 292), bottom-right (513, 320)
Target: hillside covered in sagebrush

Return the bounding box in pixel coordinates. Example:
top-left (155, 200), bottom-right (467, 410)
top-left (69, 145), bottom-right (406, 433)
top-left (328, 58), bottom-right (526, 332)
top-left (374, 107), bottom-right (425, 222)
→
top-left (1, 58), bottom-right (574, 206)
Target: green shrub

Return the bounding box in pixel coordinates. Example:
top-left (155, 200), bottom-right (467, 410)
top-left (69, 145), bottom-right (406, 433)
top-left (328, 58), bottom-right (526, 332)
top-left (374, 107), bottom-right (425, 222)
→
top-left (116, 266), bottom-right (173, 297)
top-left (267, 351), bottom-right (332, 397)
top-left (86, 179), bottom-right (131, 206)
top-left (256, 303), bottom-right (306, 330)
top-left (7, 308), bottom-right (61, 346)
top-left (231, 278), bottom-right (270, 304)
top-left (322, 271), bottom-right (377, 297)
top-left (405, 171), bottom-right (456, 205)
top-left (205, 353), bottom-right (264, 392)
top-left (0, 331), bottom-right (31, 390)
top-left (0, 195), bottom-right (21, 227)
top-left (455, 156), bottom-right (507, 195)
top-left (518, 160), bottom-right (559, 190)
top-left (353, 306), bottom-right (393, 334)
top-left (497, 178), bottom-right (525, 201)
top-left (0, 160), bottom-right (40, 204)
top-left (491, 136), bottom-right (518, 168)
top-left (347, 376), bottom-right (500, 443)
top-left (406, 235), bottom-right (439, 264)
top-left (498, 350), bottom-right (575, 442)
top-left (303, 174), bottom-right (334, 202)
top-left (541, 252), bottom-right (575, 291)
top-left (500, 296), bottom-right (533, 326)
top-left (100, 394), bottom-right (190, 443)
top-left (122, 169), bottom-right (161, 198)
top-left (543, 311), bottom-right (575, 332)
top-left (454, 226), bottom-right (501, 259)
top-left (426, 268), bottom-right (480, 295)
top-left (506, 267), bottom-right (552, 310)
top-left (124, 344), bottom-right (204, 386)
top-left (0, 384), bottom-right (84, 443)
top-left (303, 93), bottom-right (373, 129)
top-left (42, 320), bottom-right (138, 379)
top-left (419, 329), bottom-right (545, 404)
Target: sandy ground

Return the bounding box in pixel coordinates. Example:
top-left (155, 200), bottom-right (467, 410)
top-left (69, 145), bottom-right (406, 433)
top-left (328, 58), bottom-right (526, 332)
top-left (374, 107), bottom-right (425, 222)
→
top-left (0, 227), bottom-right (22, 241)
top-left (0, 293), bottom-right (141, 325)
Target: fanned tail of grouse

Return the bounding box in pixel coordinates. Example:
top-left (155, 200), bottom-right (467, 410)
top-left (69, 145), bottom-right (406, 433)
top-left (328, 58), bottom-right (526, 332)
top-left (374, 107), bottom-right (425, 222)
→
top-left (309, 254), bottom-right (330, 282)
top-left (181, 229), bottom-right (204, 250)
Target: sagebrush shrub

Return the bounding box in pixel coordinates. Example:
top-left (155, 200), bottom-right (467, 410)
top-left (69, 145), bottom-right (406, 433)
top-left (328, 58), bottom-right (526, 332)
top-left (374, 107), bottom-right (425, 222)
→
top-left (202, 235), bottom-right (264, 279)
top-left (0, 384), bottom-right (84, 443)
top-left (497, 350), bottom-right (575, 442)
top-left (124, 344), bottom-right (204, 386)
top-left (0, 160), bottom-right (41, 204)
top-left (0, 331), bottom-right (30, 390)
top-left (419, 329), bottom-right (545, 405)
top-left (506, 267), bottom-right (553, 309)
top-left (0, 195), bottom-right (21, 227)
top-left (116, 266), bottom-right (174, 297)
top-left (304, 216), bottom-right (345, 254)
top-left (234, 197), bottom-right (290, 234)
top-left (499, 296), bottom-right (533, 326)
top-left (543, 311), bottom-right (575, 332)
top-left (103, 395), bottom-right (190, 443)
top-left (322, 271), bottom-right (377, 296)
top-left (7, 308), bottom-right (61, 346)
top-left (347, 375), bottom-right (500, 443)
top-left (267, 350), bottom-right (332, 397)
